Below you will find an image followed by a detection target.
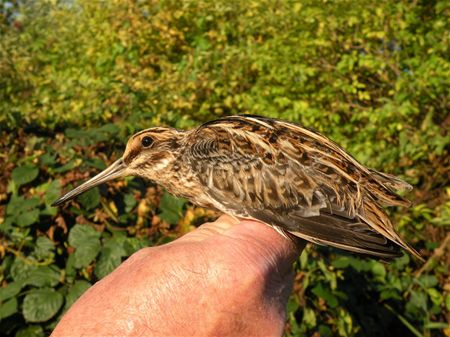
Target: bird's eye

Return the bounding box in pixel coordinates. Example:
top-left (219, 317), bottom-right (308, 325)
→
top-left (141, 136), bottom-right (154, 148)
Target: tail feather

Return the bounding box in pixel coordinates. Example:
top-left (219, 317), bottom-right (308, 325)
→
top-left (370, 169), bottom-right (413, 192)
top-left (360, 201), bottom-right (424, 262)
top-left (251, 209), bottom-right (405, 260)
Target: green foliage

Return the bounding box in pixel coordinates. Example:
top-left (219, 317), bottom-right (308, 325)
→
top-left (159, 192), bottom-right (186, 224)
top-left (0, 0), bottom-right (449, 336)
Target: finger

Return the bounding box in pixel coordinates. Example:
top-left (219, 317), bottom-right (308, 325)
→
top-left (178, 214), bottom-right (240, 243)
top-left (226, 219), bottom-right (306, 273)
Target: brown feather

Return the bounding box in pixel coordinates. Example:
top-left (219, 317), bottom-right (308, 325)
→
top-left (182, 115), bottom-right (422, 261)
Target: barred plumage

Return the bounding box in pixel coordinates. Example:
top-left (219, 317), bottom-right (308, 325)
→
top-left (53, 115), bottom-right (422, 261)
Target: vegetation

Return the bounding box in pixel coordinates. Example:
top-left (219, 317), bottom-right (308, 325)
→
top-left (0, 1), bottom-right (449, 336)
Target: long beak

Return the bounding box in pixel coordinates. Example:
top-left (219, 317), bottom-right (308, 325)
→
top-left (52, 158), bottom-right (126, 206)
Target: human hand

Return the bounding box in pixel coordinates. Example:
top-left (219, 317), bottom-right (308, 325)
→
top-left (51, 215), bottom-right (305, 337)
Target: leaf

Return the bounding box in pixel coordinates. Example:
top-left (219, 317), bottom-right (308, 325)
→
top-left (124, 193), bottom-right (137, 213)
top-left (427, 288), bottom-right (443, 305)
top-left (68, 224), bottom-right (101, 268)
top-left (159, 192), bottom-right (186, 224)
top-left (331, 256), bottom-right (350, 268)
top-left (15, 326), bottom-right (45, 337)
top-left (5, 195), bottom-right (41, 227)
top-left (370, 261), bottom-right (386, 281)
top-left (311, 283), bottom-right (339, 308)
top-left (16, 209), bottom-right (40, 227)
top-left (64, 254), bottom-right (77, 280)
top-left (23, 266), bottom-right (61, 288)
top-left (77, 187), bottom-right (100, 210)
top-left (94, 236), bottom-right (127, 278)
top-left (23, 288), bottom-right (63, 322)
top-left (64, 280), bottom-right (91, 311)
top-left (380, 289), bottom-right (402, 301)
top-left (318, 325), bottom-right (333, 337)
top-left (10, 259), bottom-right (38, 284)
top-left (11, 165), bottom-right (39, 188)
top-left (424, 322), bottom-right (450, 330)
top-left (93, 250), bottom-right (121, 279)
top-left (6, 196), bottom-right (40, 215)
top-left (123, 237), bottom-right (149, 255)
top-left (33, 237), bottom-right (55, 260)
top-left (0, 297), bottom-right (18, 319)
top-left (287, 296), bottom-right (299, 313)
top-left (43, 179), bottom-right (61, 206)
top-left (418, 275), bottom-right (438, 288)
top-left (0, 281), bottom-right (23, 301)
top-left (53, 160), bottom-right (80, 173)
top-left (409, 291), bottom-right (427, 311)
top-left (302, 307), bottom-right (317, 328)
top-left (393, 254), bottom-right (410, 269)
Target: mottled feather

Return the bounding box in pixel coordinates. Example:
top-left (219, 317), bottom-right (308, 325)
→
top-left (182, 115), bottom-right (420, 260)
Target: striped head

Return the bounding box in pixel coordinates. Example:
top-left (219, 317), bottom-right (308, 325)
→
top-left (52, 127), bottom-right (185, 206)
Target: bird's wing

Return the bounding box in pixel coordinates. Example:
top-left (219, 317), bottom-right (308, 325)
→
top-left (184, 115), bottom-right (420, 260)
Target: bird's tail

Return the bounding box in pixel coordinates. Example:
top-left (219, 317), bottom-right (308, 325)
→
top-left (359, 201), bottom-right (424, 262)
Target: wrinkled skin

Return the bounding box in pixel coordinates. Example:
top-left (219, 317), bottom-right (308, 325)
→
top-left (51, 215), bottom-right (305, 337)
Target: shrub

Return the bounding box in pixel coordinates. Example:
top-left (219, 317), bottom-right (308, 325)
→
top-left (0, 1), bottom-right (448, 336)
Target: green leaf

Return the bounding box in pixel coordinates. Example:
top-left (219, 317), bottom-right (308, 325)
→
top-left (409, 291), bottom-right (427, 311)
top-left (318, 324), bottom-right (332, 337)
top-left (68, 225), bottom-right (101, 268)
top-left (11, 165), bottom-right (39, 188)
top-left (53, 160), bottom-right (80, 173)
top-left (64, 254), bottom-right (77, 280)
top-left (77, 187), bottom-right (100, 210)
top-left (302, 307), bottom-right (317, 328)
top-left (6, 196), bottom-right (40, 215)
top-left (370, 261), bottom-right (386, 281)
top-left (15, 326), bottom-right (45, 337)
top-left (311, 283), bottom-right (339, 308)
top-left (393, 254), bottom-right (410, 269)
top-left (64, 280), bottom-right (91, 311)
top-left (424, 322), bottom-right (450, 330)
top-left (159, 192), bottom-right (186, 224)
top-left (33, 237), bottom-right (55, 260)
top-left (68, 224), bottom-right (100, 247)
top-left (287, 296), bottom-right (299, 313)
top-left (23, 266), bottom-right (61, 288)
top-left (123, 237), bottom-right (149, 255)
top-left (331, 256), bottom-right (350, 269)
top-left (40, 152), bottom-right (57, 166)
top-left (0, 297), bottom-right (18, 319)
top-left (16, 209), bottom-right (40, 227)
top-left (380, 289), bottom-right (402, 301)
top-left (0, 282), bottom-right (23, 301)
top-left (5, 196), bottom-right (41, 227)
top-left (11, 259), bottom-right (38, 284)
top-left (418, 275), bottom-right (438, 288)
top-left (23, 288), bottom-right (63, 322)
top-left (94, 236), bottom-right (127, 278)
top-left (43, 180), bottom-right (61, 206)
top-left (426, 288), bottom-right (443, 305)
top-left (124, 193), bottom-right (137, 213)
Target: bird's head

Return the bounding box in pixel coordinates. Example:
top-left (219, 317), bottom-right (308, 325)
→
top-left (52, 127), bottom-right (184, 206)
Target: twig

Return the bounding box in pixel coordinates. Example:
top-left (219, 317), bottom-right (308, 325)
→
top-left (415, 233), bottom-right (450, 278)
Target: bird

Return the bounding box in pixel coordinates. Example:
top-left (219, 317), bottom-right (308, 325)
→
top-left (52, 114), bottom-right (422, 261)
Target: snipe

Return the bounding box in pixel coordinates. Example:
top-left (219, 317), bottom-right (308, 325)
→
top-left (53, 115), bottom-right (421, 261)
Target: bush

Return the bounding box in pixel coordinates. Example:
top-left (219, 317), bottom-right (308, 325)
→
top-left (0, 1), bottom-right (449, 336)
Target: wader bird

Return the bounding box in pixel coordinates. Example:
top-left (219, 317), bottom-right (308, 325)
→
top-left (53, 115), bottom-right (422, 261)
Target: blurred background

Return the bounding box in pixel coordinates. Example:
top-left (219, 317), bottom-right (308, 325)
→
top-left (0, 0), bottom-right (449, 336)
